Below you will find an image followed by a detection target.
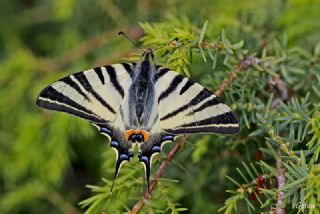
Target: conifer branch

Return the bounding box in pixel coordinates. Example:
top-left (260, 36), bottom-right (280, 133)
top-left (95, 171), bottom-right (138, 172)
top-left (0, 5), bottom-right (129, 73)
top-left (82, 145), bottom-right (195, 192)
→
top-left (215, 55), bottom-right (258, 96)
top-left (129, 57), bottom-right (253, 214)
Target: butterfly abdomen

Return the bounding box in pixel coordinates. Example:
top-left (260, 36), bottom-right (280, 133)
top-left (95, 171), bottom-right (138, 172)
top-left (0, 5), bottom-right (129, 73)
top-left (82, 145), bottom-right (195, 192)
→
top-left (127, 59), bottom-right (158, 130)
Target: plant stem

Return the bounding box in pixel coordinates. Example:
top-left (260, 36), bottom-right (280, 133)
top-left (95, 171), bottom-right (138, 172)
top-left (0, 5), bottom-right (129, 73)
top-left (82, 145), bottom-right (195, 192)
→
top-left (45, 188), bottom-right (80, 214)
top-left (129, 135), bottom-right (187, 214)
top-left (275, 147), bottom-right (286, 214)
top-left (215, 55), bottom-right (257, 96)
top-left (38, 27), bottom-right (135, 72)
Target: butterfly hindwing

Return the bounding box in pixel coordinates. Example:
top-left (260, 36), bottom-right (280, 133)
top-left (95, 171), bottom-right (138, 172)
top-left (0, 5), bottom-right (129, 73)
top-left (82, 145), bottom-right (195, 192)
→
top-left (154, 66), bottom-right (239, 135)
top-left (138, 133), bottom-right (177, 193)
top-left (92, 123), bottom-right (134, 188)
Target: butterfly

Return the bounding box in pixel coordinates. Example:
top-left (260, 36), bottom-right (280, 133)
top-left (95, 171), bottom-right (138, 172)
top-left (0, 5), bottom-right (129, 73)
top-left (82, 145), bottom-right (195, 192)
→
top-left (36, 48), bottom-right (239, 193)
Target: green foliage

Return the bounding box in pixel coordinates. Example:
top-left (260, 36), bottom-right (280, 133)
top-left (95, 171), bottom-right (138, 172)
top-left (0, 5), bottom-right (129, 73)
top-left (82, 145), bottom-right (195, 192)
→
top-left (0, 0), bottom-right (320, 214)
top-left (139, 17), bottom-right (245, 76)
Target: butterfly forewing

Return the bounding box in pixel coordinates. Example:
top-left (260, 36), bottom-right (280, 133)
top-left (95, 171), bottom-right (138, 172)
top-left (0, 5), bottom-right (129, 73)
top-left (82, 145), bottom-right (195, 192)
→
top-left (154, 66), bottom-right (239, 134)
top-left (36, 63), bottom-right (135, 124)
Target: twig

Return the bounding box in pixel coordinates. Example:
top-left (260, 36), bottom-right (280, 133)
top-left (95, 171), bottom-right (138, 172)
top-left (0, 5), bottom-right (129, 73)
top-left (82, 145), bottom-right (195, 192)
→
top-left (129, 135), bottom-right (187, 214)
top-left (38, 26), bottom-right (144, 73)
top-left (268, 75), bottom-right (289, 108)
top-left (128, 57), bottom-right (253, 214)
top-left (215, 56), bottom-right (258, 96)
top-left (45, 188), bottom-right (80, 214)
top-left (38, 26), bottom-right (145, 72)
top-left (16, 5), bottom-right (52, 25)
top-left (95, 0), bottom-right (128, 27)
top-left (38, 29), bottom-right (123, 72)
top-left (275, 147), bottom-right (286, 214)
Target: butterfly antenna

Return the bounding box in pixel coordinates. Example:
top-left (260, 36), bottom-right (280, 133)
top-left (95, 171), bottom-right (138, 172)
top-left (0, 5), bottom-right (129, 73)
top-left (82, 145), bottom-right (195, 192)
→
top-left (118, 31), bottom-right (144, 52)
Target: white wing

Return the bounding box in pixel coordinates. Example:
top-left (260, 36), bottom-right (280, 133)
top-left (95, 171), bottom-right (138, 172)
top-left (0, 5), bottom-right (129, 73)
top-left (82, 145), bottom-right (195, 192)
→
top-left (37, 63), bottom-right (137, 183)
top-left (154, 66), bottom-right (239, 134)
top-left (36, 63), bottom-right (135, 125)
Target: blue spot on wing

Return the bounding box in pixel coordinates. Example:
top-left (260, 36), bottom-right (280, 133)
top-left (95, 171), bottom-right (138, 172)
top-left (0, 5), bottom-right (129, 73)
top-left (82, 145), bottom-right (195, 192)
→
top-left (152, 146), bottom-right (161, 153)
top-left (162, 135), bottom-right (174, 142)
top-left (111, 141), bottom-right (119, 148)
top-left (119, 154), bottom-right (129, 160)
top-left (140, 156), bottom-right (149, 163)
top-left (101, 127), bottom-right (111, 135)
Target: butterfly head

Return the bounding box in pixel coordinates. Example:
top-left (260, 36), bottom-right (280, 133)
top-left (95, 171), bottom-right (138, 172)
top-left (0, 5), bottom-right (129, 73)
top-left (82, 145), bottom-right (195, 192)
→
top-left (142, 48), bottom-right (154, 62)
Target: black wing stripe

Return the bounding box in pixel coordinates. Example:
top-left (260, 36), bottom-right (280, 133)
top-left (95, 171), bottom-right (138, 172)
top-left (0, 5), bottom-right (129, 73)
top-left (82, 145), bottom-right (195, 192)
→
top-left (165, 126), bottom-right (239, 134)
top-left (154, 68), bottom-right (169, 82)
top-left (179, 79), bottom-right (195, 95)
top-left (37, 87), bottom-right (107, 124)
top-left (160, 88), bottom-right (212, 121)
top-left (181, 112), bottom-right (238, 127)
top-left (121, 63), bottom-right (135, 79)
top-left (158, 75), bottom-right (184, 102)
top-left (73, 72), bottom-right (116, 114)
top-left (94, 67), bottom-right (105, 84)
top-left (105, 65), bottom-right (125, 98)
top-left (186, 97), bottom-right (221, 116)
top-left (60, 76), bottom-right (90, 100)
top-left (37, 100), bottom-right (107, 124)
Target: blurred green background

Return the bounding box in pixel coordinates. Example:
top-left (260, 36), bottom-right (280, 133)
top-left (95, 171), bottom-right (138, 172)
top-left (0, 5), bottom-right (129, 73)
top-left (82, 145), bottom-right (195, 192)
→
top-left (0, 0), bottom-right (319, 213)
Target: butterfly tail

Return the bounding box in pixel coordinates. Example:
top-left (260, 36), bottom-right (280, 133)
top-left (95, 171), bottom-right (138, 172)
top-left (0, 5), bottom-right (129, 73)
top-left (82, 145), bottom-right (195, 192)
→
top-left (138, 134), bottom-right (176, 195)
top-left (110, 151), bottom-right (131, 192)
top-left (138, 152), bottom-right (151, 195)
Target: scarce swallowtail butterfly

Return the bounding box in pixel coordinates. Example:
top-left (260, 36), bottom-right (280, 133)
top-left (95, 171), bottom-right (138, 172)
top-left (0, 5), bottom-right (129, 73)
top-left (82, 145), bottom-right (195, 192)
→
top-left (36, 48), bottom-right (239, 193)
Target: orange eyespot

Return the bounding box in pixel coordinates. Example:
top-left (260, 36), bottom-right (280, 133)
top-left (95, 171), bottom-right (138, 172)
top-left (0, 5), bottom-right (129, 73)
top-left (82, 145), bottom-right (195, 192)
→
top-left (124, 129), bottom-right (150, 142)
top-left (125, 129), bottom-right (135, 141)
top-left (133, 130), bottom-right (140, 135)
top-left (140, 130), bottom-right (150, 142)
